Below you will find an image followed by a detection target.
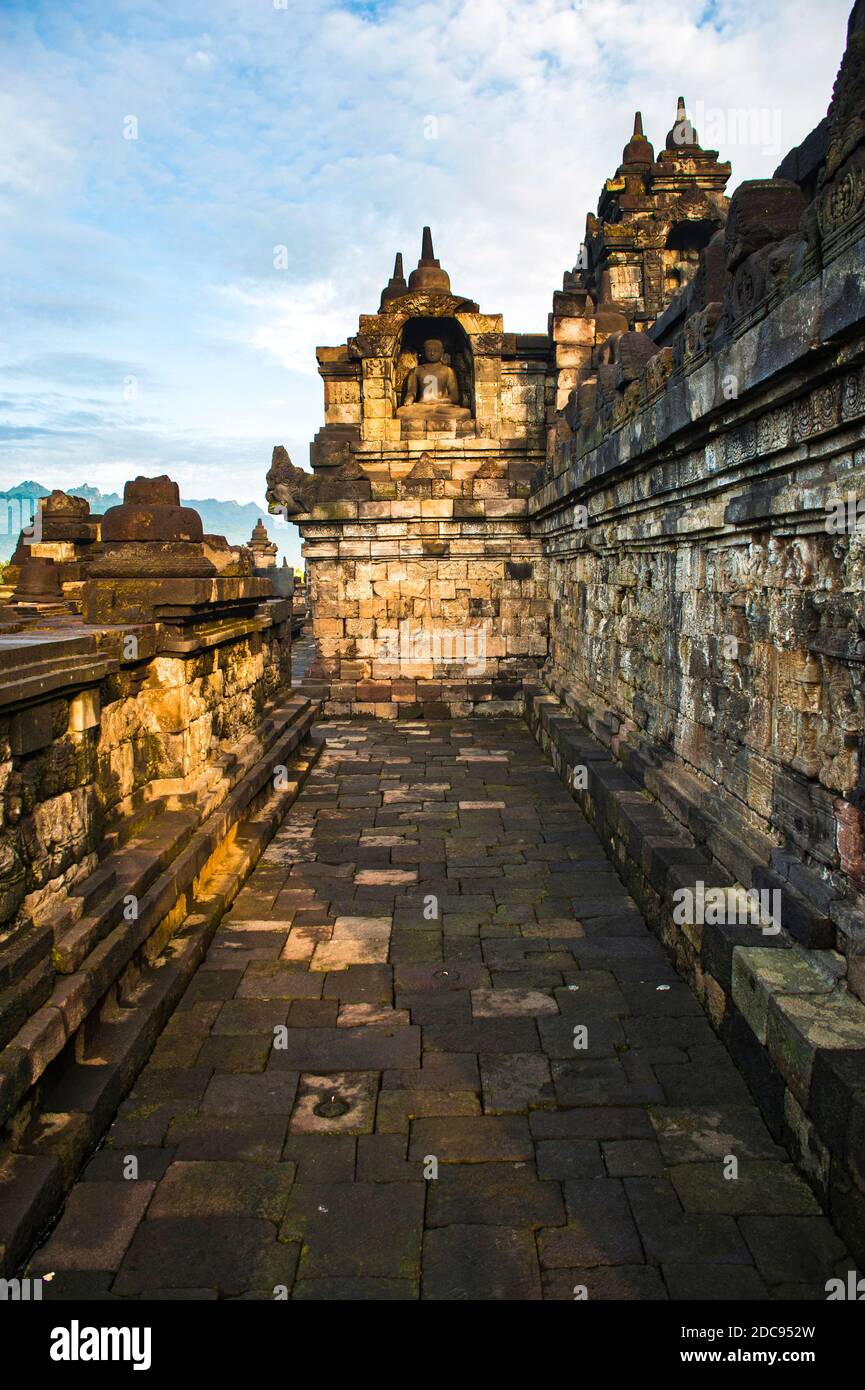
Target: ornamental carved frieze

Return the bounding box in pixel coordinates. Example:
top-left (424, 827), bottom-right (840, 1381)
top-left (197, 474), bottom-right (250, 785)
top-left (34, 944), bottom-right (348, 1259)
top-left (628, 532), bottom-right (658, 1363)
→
top-left (644, 347), bottom-right (673, 396)
top-left (785, 537), bottom-right (818, 590)
top-left (720, 540), bottom-right (766, 595)
top-left (471, 333), bottom-right (506, 356)
top-left (681, 303), bottom-right (723, 364)
top-left (682, 310), bottom-right (703, 364)
top-left (756, 403), bottom-right (793, 454)
top-left (733, 262), bottom-right (756, 316)
top-left (817, 160), bottom-right (865, 239)
top-left (815, 381), bottom-right (842, 432)
top-left (722, 250), bottom-right (769, 333)
top-left (844, 527), bottom-right (865, 589)
top-left (723, 420), bottom-right (758, 467)
top-left (793, 393), bottom-right (815, 441)
top-left (841, 366), bottom-right (865, 420)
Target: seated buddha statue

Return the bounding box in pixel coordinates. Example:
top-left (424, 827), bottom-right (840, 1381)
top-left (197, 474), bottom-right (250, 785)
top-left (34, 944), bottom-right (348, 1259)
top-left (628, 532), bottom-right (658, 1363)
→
top-left (397, 339), bottom-right (471, 419)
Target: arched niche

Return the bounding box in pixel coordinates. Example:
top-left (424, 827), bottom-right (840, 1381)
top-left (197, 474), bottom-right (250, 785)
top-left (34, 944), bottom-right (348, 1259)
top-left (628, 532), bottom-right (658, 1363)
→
top-left (665, 219), bottom-right (719, 254)
top-left (663, 218), bottom-right (721, 298)
top-left (397, 316), bottom-right (474, 416)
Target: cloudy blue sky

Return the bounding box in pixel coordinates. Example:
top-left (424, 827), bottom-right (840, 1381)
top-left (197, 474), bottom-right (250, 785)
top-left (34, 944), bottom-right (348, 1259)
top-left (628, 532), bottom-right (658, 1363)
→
top-left (0, 0), bottom-right (854, 539)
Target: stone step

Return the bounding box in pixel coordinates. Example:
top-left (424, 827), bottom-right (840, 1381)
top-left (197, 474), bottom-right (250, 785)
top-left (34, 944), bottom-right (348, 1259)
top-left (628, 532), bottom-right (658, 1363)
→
top-left (0, 699), bottom-right (317, 1136)
top-left (0, 723), bottom-right (322, 1276)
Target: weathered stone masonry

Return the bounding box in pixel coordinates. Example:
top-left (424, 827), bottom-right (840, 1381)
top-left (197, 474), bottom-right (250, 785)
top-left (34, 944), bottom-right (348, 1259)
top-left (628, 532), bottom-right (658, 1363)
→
top-left (271, 4), bottom-right (865, 1264)
top-left (0, 0), bottom-right (863, 1290)
top-left (267, 233), bottom-right (551, 718)
top-left (0, 484), bottom-right (314, 1271)
top-left (524, 7), bottom-right (865, 1265)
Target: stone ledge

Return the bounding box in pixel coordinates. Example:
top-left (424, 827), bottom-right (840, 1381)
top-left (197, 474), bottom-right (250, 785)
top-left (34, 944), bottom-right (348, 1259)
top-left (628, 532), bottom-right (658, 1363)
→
top-left (0, 634), bottom-right (116, 714)
top-left (524, 679), bottom-right (865, 1268)
top-left (532, 225), bottom-right (865, 509)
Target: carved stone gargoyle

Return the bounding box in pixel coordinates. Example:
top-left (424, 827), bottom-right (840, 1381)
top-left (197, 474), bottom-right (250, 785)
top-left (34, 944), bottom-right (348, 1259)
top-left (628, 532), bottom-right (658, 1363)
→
top-left (265, 446), bottom-right (318, 517)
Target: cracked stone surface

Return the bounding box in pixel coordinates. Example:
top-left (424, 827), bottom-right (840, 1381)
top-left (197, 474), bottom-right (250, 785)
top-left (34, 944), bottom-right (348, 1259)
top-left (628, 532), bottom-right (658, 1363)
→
top-left (31, 720), bottom-right (857, 1300)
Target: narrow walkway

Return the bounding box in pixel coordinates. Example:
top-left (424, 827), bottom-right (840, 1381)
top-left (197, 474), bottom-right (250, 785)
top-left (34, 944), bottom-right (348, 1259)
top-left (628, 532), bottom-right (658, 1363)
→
top-left (290, 628), bottom-right (315, 685)
top-left (32, 720), bottom-right (851, 1300)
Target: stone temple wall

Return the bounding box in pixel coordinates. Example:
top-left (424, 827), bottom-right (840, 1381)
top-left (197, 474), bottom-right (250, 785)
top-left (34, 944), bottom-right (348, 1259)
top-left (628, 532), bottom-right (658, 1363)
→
top-left (267, 236), bottom-right (552, 717)
top-left (1, 619), bottom-right (290, 935)
top-left (0, 482), bottom-right (314, 1251)
top-left (533, 317), bottom-right (865, 956)
top-left (532, 0), bottom-right (865, 973)
top-left (301, 434), bottom-right (550, 719)
top-left (524, 2), bottom-right (865, 1259)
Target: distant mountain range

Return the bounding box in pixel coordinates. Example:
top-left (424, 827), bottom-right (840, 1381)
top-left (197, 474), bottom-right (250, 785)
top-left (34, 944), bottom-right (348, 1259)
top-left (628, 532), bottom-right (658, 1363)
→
top-left (0, 482), bottom-right (291, 563)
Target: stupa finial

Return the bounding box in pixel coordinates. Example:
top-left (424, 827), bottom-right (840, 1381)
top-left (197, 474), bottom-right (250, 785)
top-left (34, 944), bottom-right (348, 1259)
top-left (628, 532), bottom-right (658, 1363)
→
top-left (408, 226), bottom-right (451, 293)
top-left (379, 249), bottom-right (409, 309)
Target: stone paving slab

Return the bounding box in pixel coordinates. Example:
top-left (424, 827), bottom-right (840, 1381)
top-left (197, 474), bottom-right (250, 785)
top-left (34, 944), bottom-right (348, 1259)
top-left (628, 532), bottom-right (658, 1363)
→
top-left (28, 719), bottom-right (859, 1300)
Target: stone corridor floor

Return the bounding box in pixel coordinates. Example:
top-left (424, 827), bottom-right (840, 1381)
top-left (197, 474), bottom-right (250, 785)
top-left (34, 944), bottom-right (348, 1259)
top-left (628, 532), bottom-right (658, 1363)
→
top-left (30, 719), bottom-right (854, 1300)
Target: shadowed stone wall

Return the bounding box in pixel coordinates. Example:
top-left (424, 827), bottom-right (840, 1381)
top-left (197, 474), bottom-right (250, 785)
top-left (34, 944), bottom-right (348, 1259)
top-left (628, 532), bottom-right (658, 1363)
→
top-left (525, 2), bottom-right (865, 1263)
top-left (533, 0), bottom-right (865, 976)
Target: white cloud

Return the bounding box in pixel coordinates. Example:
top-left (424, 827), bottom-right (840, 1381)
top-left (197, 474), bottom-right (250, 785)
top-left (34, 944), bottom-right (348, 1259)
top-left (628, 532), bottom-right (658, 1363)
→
top-left (215, 279), bottom-right (361, 375)
top-left (0, 0), bottom-right (855, 502)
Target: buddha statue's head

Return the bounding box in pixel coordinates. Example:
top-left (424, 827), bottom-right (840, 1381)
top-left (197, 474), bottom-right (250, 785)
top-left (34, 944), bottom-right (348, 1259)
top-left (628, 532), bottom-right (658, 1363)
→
top-left (422, 338), bottom-right (444, 364)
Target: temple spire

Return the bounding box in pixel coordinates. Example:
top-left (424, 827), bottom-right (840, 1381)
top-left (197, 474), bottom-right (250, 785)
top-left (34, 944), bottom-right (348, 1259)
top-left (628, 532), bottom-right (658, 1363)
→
top-left (378, 248), bottom-right (409, 310)
top-left (408, 225), bottom-right (451, 293)
top-left (621, 108), bottom-right (654, 166)
top-left (666, 95), bottom-right (700, 150)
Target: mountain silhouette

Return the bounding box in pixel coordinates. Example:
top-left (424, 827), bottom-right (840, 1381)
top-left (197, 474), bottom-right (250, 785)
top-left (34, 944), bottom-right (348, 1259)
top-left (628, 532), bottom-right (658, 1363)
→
top-left (0, 481), bottom-right (288, 562)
